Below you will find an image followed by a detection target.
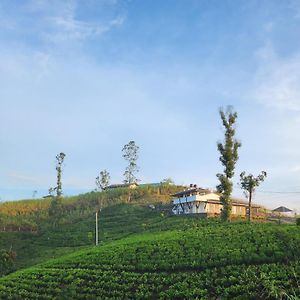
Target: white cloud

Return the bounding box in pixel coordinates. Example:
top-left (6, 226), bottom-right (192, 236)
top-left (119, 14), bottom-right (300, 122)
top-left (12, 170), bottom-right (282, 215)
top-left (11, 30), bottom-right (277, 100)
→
top-left (254, 44), bottom-right (300, 112)
top-left (45, 8), bottom-right (125, 42)
top-left (7, 172), bottom-right (41, 184)
top-left (0, 0), bottom-right (125, 47)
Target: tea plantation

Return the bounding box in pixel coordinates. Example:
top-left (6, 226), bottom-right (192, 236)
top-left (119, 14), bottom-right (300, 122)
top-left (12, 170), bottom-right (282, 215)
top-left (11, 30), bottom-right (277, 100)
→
top-left (1, 222), bottom-right (300, 299)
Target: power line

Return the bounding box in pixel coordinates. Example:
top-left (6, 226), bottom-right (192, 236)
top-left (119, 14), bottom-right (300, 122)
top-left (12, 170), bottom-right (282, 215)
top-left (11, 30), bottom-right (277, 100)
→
top-left (256, 191), bottom-right (300, 194)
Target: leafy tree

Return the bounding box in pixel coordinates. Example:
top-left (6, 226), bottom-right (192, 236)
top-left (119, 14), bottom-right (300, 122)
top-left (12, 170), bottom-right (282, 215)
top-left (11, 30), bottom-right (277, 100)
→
top-left (122, 141), bottom-right (139, 184)
top-left (216, 107), bottom-right (241, 221)
top-left (96, 170), bottom-right (111, 191)
top-left (49, 152), bottom-right (66, 227)
top-left (0, 249), bottom-right (16, 276)
top-left (55, 152), bottom-right (66, 197)
top-left (160, 178), bottom-right (175, 185)
top-left (239, 171), bottom-right (267, 221)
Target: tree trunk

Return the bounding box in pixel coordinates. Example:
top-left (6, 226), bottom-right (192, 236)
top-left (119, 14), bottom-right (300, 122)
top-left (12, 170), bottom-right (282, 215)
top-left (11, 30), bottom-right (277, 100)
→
top-left (248, 190), bottom-right (252, 222)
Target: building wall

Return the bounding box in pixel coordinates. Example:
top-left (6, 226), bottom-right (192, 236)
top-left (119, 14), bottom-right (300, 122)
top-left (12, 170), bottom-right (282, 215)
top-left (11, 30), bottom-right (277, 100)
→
top-left (129, 184), bottom-right (138, 189)
top-left (172, 202), bottom-right (206, 215)
top-left (173, 193), bottom-right (220, 205)
top-left (206, 203), bottom-right (222, 214)
top-left (173, 200), bottom-right (249, 216)
top-left (231, 205), bottom-right (246, 216)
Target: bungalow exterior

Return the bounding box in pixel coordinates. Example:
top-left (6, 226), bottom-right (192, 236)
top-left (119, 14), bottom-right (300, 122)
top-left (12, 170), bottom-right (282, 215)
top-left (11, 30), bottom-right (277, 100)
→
top-left (171, 186), bottom-right (260, 217)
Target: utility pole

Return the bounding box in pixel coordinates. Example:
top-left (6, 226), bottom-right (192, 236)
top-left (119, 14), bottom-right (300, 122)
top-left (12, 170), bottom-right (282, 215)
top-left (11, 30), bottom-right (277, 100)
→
top-left (95, 210), bottom-right (99, 246)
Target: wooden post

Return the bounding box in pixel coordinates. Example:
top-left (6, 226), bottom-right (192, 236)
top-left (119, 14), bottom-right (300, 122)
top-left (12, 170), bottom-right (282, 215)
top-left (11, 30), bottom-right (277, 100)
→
top-left (95, 211), bottom-right (99, 246)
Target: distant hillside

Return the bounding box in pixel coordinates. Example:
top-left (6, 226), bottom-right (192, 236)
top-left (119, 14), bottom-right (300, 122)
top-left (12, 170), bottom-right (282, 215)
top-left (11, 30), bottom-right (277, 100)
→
top-left (0, 222), bottom-right (300, 299)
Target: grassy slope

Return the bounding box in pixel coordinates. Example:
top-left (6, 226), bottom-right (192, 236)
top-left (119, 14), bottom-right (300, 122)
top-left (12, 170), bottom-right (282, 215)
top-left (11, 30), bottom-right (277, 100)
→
top-left (1, 188), bottom-right (300, 299)
top-left (0, 222), bottom-right (300, 299)
top-left (0, 203), bottom-right (170, 271)
top-left (0, 186), bottom-right (182, 272)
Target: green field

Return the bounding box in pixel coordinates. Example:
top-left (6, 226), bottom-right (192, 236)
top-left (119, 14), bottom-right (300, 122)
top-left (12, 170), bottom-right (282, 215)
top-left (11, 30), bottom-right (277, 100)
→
top-left (0, 186), bottom-right (180, 272)
top-left (0, 187), bottom-right (300, 299)
top-left (0, 222), bottom-right (300, 299)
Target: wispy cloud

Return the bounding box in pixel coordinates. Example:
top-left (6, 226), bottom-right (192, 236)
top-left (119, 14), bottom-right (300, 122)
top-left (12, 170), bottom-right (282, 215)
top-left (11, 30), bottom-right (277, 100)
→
top-left (0, 0), bottom-right (125, 47)
top-left (46, 15), bottom-right (125, 42)
top-left (43, 0), bottom-right (125, 43)
top-left (7, 172), bottom-right (40, 184)
top-left (254, 43), bottom-right (300, 112)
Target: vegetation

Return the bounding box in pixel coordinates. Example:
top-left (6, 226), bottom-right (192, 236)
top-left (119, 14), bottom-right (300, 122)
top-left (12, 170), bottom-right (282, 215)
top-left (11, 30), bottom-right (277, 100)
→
top-left (160, 178), bottom-right (175, 185)
top-left (48, 152), bottom-right (66, 228)
top-left (217, 107), bottom-right (241, 221)
top-left (0, 184), bottom-right (299, 299)
top-left (0, 222), bottom-right (299, 299)
top-left (55, 152), bottom-right (66, 197)
top-left (240, 171), bottom-right (267, 222)
top-left (122, 140), bottom-right (139, 184)
top-left (0, 185), bottom-right (182, 272)
top-left (96, 169), bottom-right (111, 191)
top-left (0, 249), bottom-right (16, 276)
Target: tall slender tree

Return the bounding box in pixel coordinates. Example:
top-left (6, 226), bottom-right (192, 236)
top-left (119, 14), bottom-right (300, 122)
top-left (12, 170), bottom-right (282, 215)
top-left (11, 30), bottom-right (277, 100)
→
top-left (216, 107), bottom-right (241, 221)
top-left (122, 141), bottom-right (139, 184)
top-left (49, 152), bottom-right (65, 227)
top-left (96, 169), bottom-right (111, 191)
top-left (55, 152), bottom-right (66, 197)
top-left (239, 171), bottom-right (267, 221)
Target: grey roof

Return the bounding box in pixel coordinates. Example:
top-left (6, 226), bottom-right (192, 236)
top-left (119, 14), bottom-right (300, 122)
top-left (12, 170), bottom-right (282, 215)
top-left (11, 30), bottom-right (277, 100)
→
top-left (171, 188), bottom-right (211, 198)
top-left (273, 206), bottom-right (292, 212)
top-left (105, 183), bottom-right (138, 189)
top-left (205, 198), bottom-right (261, 208)
top-left (172, 189), bottom-right (261, 208)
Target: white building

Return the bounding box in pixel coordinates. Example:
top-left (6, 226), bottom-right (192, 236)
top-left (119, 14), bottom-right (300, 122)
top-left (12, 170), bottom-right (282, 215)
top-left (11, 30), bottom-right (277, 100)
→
top-left (172, 186), bottom-right (260, 217)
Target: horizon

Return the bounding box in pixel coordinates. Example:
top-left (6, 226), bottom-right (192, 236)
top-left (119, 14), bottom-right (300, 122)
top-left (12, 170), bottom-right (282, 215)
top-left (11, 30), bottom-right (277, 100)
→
top-left (1, 0), bottom-right (300, 211)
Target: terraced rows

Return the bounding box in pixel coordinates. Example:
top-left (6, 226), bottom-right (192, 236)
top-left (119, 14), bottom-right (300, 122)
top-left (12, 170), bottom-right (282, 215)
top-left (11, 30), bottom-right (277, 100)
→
top-left (0, 223), bottom-right (299, 299)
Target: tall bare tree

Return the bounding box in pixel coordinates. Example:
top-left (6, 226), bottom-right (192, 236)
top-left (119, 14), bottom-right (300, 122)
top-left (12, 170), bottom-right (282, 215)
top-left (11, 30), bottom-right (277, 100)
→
top-left (239, 171), bottom-right (267, 221)
top-left (217, 107), bottom-right (241, 221)
top-left (122, 141), bottom-right (139, 184)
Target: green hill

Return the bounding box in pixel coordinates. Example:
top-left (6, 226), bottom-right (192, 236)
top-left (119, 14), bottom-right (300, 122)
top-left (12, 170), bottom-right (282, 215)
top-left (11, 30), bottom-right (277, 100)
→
top-left (1, 186), bottom-right (300, 299)
top-left (0, 222), bottom-right (300, 299)
top-left (0, 185), bottom-right (182, 272)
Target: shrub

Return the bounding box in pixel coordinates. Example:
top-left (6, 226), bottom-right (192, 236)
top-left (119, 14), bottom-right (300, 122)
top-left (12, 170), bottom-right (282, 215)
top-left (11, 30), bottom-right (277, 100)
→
top-left (296, 218), bottom-right (300, 226)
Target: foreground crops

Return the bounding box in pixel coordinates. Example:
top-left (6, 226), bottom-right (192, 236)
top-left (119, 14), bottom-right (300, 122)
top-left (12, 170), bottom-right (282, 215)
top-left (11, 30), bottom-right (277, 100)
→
top-left (0, 223), bottom-right (299, 299)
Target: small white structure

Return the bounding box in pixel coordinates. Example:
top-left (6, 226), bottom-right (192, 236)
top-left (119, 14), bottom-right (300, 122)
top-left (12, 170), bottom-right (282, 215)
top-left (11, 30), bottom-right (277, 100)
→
top-left (172, 185), bottom-right (260, 217)
top-left (272, 206), bottom-right (295, 217)
top-left (105, 183), bottom-right (138, 190)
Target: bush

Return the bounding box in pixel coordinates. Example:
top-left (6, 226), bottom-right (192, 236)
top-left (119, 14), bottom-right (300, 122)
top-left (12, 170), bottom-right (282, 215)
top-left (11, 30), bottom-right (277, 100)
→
top-left (296, 218), bottom-right (300, 226)
top-left (0, 249), bottom-right (16, 276)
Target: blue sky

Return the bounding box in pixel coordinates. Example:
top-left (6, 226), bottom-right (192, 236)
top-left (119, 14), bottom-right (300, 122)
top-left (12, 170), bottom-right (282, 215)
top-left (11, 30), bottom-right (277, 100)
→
top-left (0, 0), bottom-right (300, 211)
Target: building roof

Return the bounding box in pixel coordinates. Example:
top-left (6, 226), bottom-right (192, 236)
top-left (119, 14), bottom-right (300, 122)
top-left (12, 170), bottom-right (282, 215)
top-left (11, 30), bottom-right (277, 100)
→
top-left (273, 206), bottom-right (292, 212)
top-left (204, 198), bottom-right (261, 208)
top-left (105, 183), bottom-right (138, 189)
top-left (171, 187), bottom-right (211, 198)
top-left (172, 188), bottom-right (261, 208)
